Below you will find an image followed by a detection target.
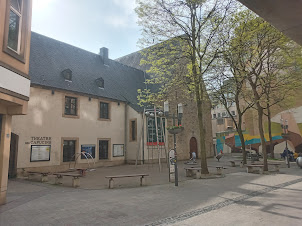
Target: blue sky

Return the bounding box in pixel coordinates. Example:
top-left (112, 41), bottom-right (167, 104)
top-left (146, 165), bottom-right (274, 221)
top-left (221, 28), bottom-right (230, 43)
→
top-left (32, 0), bottom-right (141, 59)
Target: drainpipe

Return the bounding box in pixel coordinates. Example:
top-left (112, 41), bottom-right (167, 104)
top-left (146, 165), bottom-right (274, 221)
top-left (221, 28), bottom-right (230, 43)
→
top-left (124, 102), bottom-right (128, 163)
top-left (142, 112), bottom-right (145, 164)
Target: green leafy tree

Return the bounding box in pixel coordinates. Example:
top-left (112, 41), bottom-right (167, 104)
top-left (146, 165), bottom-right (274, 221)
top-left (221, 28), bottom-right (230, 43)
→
top-left (136, 0), bottom-right (235, 174)
top-left (228, 10), bottom-right (302, 170)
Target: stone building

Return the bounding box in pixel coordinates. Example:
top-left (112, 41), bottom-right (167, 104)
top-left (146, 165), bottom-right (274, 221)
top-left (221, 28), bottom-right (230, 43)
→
top-left (117, 50), bottom-right (215, 161)
top-left (10, 32), bottom-right (214, 176)
top-left (11, 32), bottom-right (148, 174)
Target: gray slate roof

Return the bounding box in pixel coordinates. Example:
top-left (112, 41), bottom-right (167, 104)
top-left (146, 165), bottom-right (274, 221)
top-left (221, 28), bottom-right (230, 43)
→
top-left (29, 32), bottom-right (146, 112)
top-left (116, 50), bottom-right (148, 71)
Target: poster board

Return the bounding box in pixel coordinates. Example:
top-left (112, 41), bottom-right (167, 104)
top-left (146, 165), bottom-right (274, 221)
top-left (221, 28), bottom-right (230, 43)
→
top-left (81, 145), bottom-right (96, 159)
top-left (113, 144), bottom-right (124, 157)
top-left (30, 145), bottom-right (51, 162)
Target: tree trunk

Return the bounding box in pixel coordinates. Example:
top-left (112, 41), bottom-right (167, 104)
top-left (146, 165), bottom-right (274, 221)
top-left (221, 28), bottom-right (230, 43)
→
top-left (235, 94), bottom-right (247, 164)
top-left (238, 126), bottom-right (247, 164)
top-left (195, 87), bottom-right (209, 174)
top-left (257, 104), bottom-right (268, 171)
top-left (266, 103), bottom-right (274, 158)
top-left (191, 5), bottom-right (208, 174)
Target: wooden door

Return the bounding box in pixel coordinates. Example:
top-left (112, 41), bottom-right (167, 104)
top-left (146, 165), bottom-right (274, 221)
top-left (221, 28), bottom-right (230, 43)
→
top-left (9, 133), bottom-right (19, 178)
top-left (190, 137), bottom-right (198, 159)
top-left (99, 140), bottom-right (109, 160)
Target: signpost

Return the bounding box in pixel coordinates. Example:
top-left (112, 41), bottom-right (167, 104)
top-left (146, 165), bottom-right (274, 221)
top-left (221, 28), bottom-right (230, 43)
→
top-left (169, 149), bottom-right (176, 182)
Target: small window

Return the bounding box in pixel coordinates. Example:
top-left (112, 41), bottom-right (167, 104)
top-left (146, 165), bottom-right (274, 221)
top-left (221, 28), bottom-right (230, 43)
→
top-left (222, 112), bottom-right (226, 117)
top-left (62, 69), bottom-right (72, 81)
top-left (218, 113), bottom-right (221, 118)
top-left (99, 140), bottom-right (109, 160)
top-left (217, 118), bottom-right (224, 125)
top-left (213, 114), bottom-right (216, 119)
top-left (65, 96), bottom-right (77, 116)
top-left (100, 102), bottom-right (109, 119)
top-left (95, 77), bottom-right (104, 89)
top-left (130, 119), bottom-right (137, 142)
top-left (231, 111), bottom-right (236, 116)
top-left (63, 140), bottom-right (76, 162)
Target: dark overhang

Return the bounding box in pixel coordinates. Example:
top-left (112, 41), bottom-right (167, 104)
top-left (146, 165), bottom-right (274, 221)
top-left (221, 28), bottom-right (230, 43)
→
top-left (238, 0), bottom-right (302, 45)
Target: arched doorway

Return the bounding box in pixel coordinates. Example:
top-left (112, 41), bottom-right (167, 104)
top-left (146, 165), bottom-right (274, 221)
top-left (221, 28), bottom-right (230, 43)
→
top-left (190, 137), bottom-right (198, 159)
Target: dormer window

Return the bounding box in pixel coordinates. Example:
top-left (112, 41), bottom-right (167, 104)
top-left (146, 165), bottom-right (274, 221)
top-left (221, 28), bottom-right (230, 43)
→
top-left (62, 69), bottom-right (72, 81)
top-left (95, 77), bottom-right (104, 89)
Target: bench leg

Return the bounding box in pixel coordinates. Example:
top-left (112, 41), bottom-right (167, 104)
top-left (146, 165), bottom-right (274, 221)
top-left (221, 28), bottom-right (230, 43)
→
top-left (55, 175), bottom-right (63, 185)
top-left (185, 170), bottom-right (190, 177)
top-left (72, 177), bottom-right (80, 188)
top-left (140, 176), bottom-right (146, 186)
top-left (247, 167), bottom-right (252, 173)
top-left (41, 175), bottom-right (48, 182)
top-left (216, 168), bottom-right (222, 175)
top-left (230, 162), bottom-right (235, 167)
top-left (259, 167), bottom-right (264, 174)
top-left (109, 178), bottom-right (114, 189)
top-left (195, 170), bottom-right (201, 179)
top-left (28, 174), bottom-right (34, 180)
top-left (274, 166), bottom-right (279, 172)
top-left (240, 162), bottom-right (244, 168)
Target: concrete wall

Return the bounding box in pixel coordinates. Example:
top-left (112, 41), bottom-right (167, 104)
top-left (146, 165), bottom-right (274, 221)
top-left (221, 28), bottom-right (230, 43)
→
top-left (12, 87), bottom-right (127, 172)
top-left (125, 105), bottom-right (143, 162)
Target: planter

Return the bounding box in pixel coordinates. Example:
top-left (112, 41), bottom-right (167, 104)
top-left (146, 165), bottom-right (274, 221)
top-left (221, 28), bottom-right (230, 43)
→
top-left (167, 127), bottom-right (184, 134)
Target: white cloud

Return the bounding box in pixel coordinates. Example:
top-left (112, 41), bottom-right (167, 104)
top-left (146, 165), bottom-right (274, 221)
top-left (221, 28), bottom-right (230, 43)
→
top-left (105, 0), bottom-right (138, 28)
top-left (113, 0), bottom-right (137, 14)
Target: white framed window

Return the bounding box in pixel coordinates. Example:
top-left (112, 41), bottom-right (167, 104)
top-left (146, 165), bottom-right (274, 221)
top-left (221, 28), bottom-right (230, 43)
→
top-left (7, 0), bottom-right (23, 53)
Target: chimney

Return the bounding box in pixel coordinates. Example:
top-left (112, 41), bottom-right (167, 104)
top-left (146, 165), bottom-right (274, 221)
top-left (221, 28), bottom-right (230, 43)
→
top-left (99, 47), bottom-right (109, 65)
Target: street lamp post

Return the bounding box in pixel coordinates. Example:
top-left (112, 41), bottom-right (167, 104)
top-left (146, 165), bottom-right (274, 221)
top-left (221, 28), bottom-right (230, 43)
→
top-left (280, 118), bottom-right (290, 168)
top-left (164, 101), bottom-right (183, 187)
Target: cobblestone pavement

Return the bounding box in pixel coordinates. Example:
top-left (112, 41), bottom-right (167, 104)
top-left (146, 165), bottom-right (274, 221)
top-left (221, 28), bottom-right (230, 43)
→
top-left (0, 156), bottom-right (301, 226)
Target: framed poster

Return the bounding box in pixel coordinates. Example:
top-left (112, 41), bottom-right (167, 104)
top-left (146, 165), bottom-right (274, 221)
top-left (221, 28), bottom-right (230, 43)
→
top-left (113, 144), bottom-right (124, 157)
top-left (30, 145), bottom-right (51, 162)
top-left (81, 145), bottom-right (96, 159)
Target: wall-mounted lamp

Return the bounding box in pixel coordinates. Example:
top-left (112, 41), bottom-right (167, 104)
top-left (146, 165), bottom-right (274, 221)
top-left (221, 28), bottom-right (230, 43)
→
top-left (51, 90), bottom-right (55, 95)
top-left (118, 102), bottom-right (120, 106)
top-left (89, 97), bottom-right (91, 101)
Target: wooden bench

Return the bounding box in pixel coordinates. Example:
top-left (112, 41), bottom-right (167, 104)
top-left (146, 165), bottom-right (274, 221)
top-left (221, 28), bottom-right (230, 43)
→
top-left (68, 168), bottom-right (87, 176)
top-left (184, 167), bottom-right (202, 178)
top-left (268, 163), bottom-right (281, 172)
top-left (252, 162), bottom-right (281, 172)
top-left (53, 173), bottom-right (82, 188)
top-left (27, 171), bottom-right (49, 182)
top-left (229, 161), bottom-right (236, 167)
top-left (105, 174), bottom-right (149, 189)
top-left (216, 166), bottom-right (223, 175)
top-left (246, 164), bottom-right (264, 174)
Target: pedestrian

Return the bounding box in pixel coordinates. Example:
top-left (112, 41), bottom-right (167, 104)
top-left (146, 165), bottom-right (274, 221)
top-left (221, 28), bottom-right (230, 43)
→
top-left (191, 151), bottom-right (197, 163)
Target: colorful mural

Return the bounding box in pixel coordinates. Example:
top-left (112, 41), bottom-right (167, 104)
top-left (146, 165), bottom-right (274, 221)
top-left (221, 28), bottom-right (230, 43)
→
top-left (216, 106), bottom-right (302, 153)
